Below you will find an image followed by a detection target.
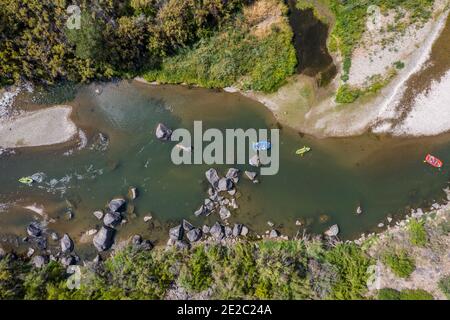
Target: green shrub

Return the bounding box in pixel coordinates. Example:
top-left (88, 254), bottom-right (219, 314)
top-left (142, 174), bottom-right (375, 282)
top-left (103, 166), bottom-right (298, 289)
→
top-left (383, 250), bottom-right (415, 278)
top-left (179, 246), bottom-right (212, 293)
top-left (438, 275), bottom-right (450, 299)
top-left (377, 288), bottom-right (401, 300)
top-left (324, 243), bottom-right (373, 299)
top-left (400, 289), bottom-right (434, 300)
top-left (335, 85), bottom-right (360, 104)
top-left (408, 219), bottom-right (427, 246)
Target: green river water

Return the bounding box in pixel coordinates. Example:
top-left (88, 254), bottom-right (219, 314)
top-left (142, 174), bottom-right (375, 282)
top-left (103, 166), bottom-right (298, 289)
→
top-left (0, 80), bottom-right (449, 255)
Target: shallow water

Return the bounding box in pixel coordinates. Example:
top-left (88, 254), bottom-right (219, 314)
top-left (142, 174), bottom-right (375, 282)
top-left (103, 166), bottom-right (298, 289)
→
top-left (1, 80), bottom-right (449, 255)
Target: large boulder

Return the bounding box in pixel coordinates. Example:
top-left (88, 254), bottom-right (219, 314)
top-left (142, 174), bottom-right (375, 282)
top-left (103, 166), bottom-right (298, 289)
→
top-left (60, 255), bottom-right (76, 267)
top-left (186, 228), bottom-right (202, 242)
top-left (155, 123), bottom-right (173, 141)
top-left (107, 198), bottom-right (126, 212)
top-left (232, 224), bottom-right (243, 237)
top-left (217, 178), bottom-right (234, 192)
top-left (60, 234), bottom-right (74, 253)
top-left (210, 222), bottom-right (225, 241)
top-left (26, 222), bottom-right (42, 237)
top-left (194, 205), bottom-right (205, 217)
top-left (225, 168), bottom-right (240, 183)
top-left (182, 219), bottom-right (195, 231)
top-left (205, 168), bottom-right (220, 188)
top-left (169, 225), bottom-right (184, 241)
top-left (103, 212), bottom-right (122, 227)
top-left (93, 226), bottom-right (115, 251)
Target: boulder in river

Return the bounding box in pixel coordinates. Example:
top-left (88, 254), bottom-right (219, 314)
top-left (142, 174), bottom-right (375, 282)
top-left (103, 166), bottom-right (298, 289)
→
top-left (194, 205), bottom-right (205, 217)
top-left (26, 222), bottom-right (42, 237)
top-left (169, 225), bottom-right (184, 241)
top-left (128, 187), bottom-right (138, 200)
top-left (155, 123), bottom-right (173, 141)
top-left (103, 212), bottom-right (122, 227)
top-left (244, 171), bottom-right (257, 181)
top-left (131, 234), bottom-right (142, 246)
top-left (217, 178), bottom-right (234, 192)
top-left (93, 226), bottom-right (115, 252)
top-left (210, 222), bottom-right (225, 241)
top-left (0, 247), bottom-right (5, 260)
top-left (107, 198), bottom-right (126, 212)
top-left (324, 224), bottom-right (339, 237)
top-left (60, 234), bottom-right (74, 253)
top-left (225, 168), bottom-right (240, 183)
top-left (205, 168), bottom-right (220, 189)
top-left (182, 219), bottom-right (195, 231)
top-left (186, 228), bottom-right (202, 242)
top-left (356, 206), bottom-right (362, 215)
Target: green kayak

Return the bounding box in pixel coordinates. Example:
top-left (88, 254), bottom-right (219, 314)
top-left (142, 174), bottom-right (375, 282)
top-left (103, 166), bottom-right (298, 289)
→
top-left (18, 177), bottom-right (34, 184)
top-left (296, 146), bottom-right (311, 157)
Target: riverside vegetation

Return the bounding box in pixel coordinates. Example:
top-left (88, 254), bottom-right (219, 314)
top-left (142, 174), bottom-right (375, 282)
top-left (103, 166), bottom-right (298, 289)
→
top-left (0, 206), bottom-right (448, 300)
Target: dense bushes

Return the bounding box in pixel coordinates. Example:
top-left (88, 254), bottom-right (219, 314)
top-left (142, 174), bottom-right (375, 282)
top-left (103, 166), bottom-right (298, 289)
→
top-left (0, 0), bottom-right (259, 87)
top-left (0, 240), bottom-right (376, 300)
top-left (408, 219), bottom-right (428, 246)
top-left (382, 250), bottom-right (415, 278)
top-left (377, 288), bottom-right (434, 300)
top-left (144, 0), bottom-right (297, 92)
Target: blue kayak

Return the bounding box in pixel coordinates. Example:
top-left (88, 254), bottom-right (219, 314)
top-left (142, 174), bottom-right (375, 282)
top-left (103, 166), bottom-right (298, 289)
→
top-left (252, 141), bottom-right (271, 151)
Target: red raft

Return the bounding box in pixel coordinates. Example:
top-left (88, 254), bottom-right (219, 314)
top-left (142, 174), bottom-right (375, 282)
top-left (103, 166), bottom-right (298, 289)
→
top-left (424, 154), bottom-right (443, 168)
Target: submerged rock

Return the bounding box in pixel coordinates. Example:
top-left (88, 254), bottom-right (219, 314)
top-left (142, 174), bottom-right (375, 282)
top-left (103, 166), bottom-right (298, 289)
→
top-left (26, 222), bottom-right (42, 237)
top-left (194, 205), bottom-right (205, 217)
top-left (60, 234), bottom-right (74, 253)
top-left (169, 225), bottom-right (184, 241)
top-left (93, 226), bottom-right (115, 252)
top-left (205, 168), bottom-right (220, 188)
top-left (155, 123), bottom-right (173, 141)
top-left (107, 198), bottom-right (126, 213)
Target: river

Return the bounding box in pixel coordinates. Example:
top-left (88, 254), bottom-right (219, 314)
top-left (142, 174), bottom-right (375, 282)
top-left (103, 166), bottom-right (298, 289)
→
top-left (0, 80), bottom-right (449, 256)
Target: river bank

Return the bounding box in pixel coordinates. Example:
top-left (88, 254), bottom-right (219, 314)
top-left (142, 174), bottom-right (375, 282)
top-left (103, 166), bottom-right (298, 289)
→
top-left (0, 105), bottom-right (78, 148)
top-left (0, 185), bottom-right (448, 300)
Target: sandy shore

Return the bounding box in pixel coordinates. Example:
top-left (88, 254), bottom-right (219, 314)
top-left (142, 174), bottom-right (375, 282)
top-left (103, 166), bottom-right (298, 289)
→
top-left (0, 105), bottom-right (78, 148)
